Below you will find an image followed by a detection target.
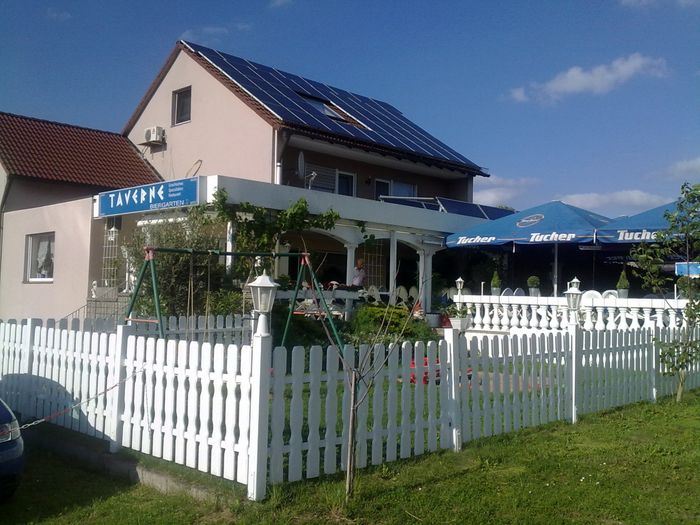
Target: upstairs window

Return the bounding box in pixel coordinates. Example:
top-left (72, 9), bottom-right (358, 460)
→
top-left (26, 232), bottom-right (55, 282)
top-left (392, 181), bottom-right (417, 198)
top-left (337, 172), bottom-right (355, 197)
top-left (301, 94), bottom-right (343, 120)
top-left (375, 179), bottom-right (390, 200)
top-left (172, 87), bottom-right (192, 125)
top-left (304, 163), bottom-right (356, 197)
top-left (298, 93), bottom-right (369, 129)
top-left (375, 179), bottom-right (417, 200)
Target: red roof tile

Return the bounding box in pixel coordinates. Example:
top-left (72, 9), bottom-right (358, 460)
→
top-left (0, 112), bottom-right (161, 189)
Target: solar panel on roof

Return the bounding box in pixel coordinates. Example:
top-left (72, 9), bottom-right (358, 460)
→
top-left (482, 206), bottom-right (514, 220)
top-left (182, 41), bottom-right (482, 172)
top-left (437, 198), bottom-right (488, 219)
top-left (436, 198), bottom-right (515, 220)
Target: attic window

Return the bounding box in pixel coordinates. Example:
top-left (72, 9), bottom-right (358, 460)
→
top-left (172, 87), bottom-right (191, 125)
top-left (298, 93), bottom-right (368, 129)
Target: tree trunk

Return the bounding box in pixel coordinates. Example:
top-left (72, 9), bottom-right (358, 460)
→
top-left (676, 369), bottom-right (687, 403)
top-left (345, 369), bottom-right (358, 502)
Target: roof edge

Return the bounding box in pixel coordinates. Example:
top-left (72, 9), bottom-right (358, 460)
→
top-left (121, 43), bottom-right (183, 136)
top-left (0, 111), bottom-right (125, 138)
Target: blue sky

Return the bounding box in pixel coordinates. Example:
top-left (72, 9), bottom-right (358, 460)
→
top-left (2, 1), bottom-right (699, 217)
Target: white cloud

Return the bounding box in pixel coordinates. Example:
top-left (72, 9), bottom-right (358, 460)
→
top-left (620, 0), bottom-right (699, 6)
top-left (180, 26), bottom-right (232, 46)
top-left (668, 157), bottom-right (700, 180)
top-left (619, 0), bottom-right (657, 6)
top-left (46, 7), bottom-right (71, 21)
top-left (269, 0), bottom-right (293, 7)
top-left (473, 176), bottom-right (538, 207)
top-left (509, 87), bottom-right (528, 103)
top-left (558, 189), bottom-right (670, 216)
top-left (235, 22), bottom-right (253, 31)
top-left (510, 53), bottom-right (667, 103)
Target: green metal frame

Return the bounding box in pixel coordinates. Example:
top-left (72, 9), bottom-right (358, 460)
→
top-left (124, 247), bottom-right (344, 348)
top-left (279, 253), bottom-right (344, 350)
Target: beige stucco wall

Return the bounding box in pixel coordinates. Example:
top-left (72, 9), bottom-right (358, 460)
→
top-left (127, 51), bottom-right (274, 183)
top-left (0, 197), bottom-right (95, 320)
top-left (4, 178), bottom-right (102, 212)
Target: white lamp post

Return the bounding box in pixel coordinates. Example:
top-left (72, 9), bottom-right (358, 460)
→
top-left (564, 277), bottom-right (582, 326)
top-left (455, 277), bottom-right (464, 313)
top-left (247, 270), bottom-right (279, 336)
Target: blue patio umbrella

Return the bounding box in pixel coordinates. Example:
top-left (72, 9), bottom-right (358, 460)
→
top-left (446, 201), bottom-right (612, 295)
top-left (595, 202), bottom-right (676, 244)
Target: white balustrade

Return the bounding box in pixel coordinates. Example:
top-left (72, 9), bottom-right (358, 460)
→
top-left (454, 294), bottom-right (688, 332)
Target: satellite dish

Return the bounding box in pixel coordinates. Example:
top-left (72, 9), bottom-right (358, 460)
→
top-left (297, 151), bottom-right (305, 179)
top-left (306, 171), bottom-right (317, 189)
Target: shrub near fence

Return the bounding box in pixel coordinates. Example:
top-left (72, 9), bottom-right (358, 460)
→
top-left (1, 318), bottom-right (700, 501)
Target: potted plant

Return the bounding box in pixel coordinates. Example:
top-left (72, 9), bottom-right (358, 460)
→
top-left (527, 275), bottom-right (540, 297)
top-left (491, 270), bottom-right (501, 296)
top-left (443, 303), bottom-right (470, 330)
top-left (616, 269), bottom-right (629, 299)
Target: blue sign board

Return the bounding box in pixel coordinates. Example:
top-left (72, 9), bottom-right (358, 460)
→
top-left (675, 262), bottom-right (700, 278)
top-left (98, 178), bottom-right (199, 217)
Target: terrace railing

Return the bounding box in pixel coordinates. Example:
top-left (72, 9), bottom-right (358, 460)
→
top-left (453, 294), bottom-right (687, 332)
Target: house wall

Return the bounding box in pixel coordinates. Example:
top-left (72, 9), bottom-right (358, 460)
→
top-left (0, 197), bottom-right (95, 319)
top-left (128, 51), bottom-right (274, 183)
top-left (280, 146), bottom-right (473, 201)
top-left (3, 178), bottom-right (102, 212)
top-left (0, 165), bottom-right (8, 208)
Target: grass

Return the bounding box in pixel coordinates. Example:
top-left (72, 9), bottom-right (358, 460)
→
top-left (4, 390), bottom-right (700, 524)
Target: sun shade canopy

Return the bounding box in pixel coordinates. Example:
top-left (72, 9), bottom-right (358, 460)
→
top-left (595, 202), bottom-right (676, 244)
top-left (445, 201), bottom-right (611, 248)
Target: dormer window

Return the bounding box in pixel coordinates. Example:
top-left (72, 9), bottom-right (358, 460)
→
top-left (172, 86), bottom-right (192, 125)
top-left (298, 93), bottom-right (369, 130)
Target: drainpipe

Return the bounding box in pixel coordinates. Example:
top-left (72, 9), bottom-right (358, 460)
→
top-left (0, 175), bottom-right (13, 297)
top-left (273, 128), bottom-right (286, 185)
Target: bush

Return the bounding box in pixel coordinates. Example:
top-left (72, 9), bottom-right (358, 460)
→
top-left (348, 303), bottom-right (437, 346)
top-left (205, 289), bottom-right (251, 316)
top-left (527, 275), bottom-right (540, 288)
top-left (270, 302), bottom-right (347, 348)
top-left (616, 269), bottom-right (630, 290)
top-left (491, 271), bottom-right (501, 289)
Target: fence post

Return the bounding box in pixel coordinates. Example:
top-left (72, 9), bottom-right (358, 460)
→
top-left (107, 324), bottom-right (132, 453)
top-left (650, 323), bottom-right (660, 402)
top-left (247, 317), bottom-right (272, 501)
top-left (19, 318), bottom-right (39, 421)
top-left (567, 323), bottom-right (581, 424)
top-left (444, 328), bottom-right (463, 451)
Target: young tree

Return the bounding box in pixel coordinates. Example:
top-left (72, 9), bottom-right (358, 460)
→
top-left (632, 182), bottom-right (700, 402)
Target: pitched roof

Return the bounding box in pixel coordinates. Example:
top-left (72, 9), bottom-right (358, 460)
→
top-left (0, 112), bottom-right (161, 189)
top-left (124, 41), bottom-right (487, 177)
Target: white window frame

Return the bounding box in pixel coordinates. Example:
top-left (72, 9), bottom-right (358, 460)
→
top-left (172, 86), bottom-right (192, 125)
top-left (375, 178), bottom-right (391, 200)
top-left (336, 170), bottom-right (356, 197)
top-left (25, 232), bottom-right (55, 283)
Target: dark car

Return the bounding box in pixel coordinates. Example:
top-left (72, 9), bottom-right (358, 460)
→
top-left (0, 397), bottom-right (24, 501)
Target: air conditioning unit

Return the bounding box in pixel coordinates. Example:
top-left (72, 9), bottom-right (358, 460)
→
top-left (144, 126), bottom-right (165, 145)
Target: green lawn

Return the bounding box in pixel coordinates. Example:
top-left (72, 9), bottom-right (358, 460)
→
top-left (5, 390), bottom-right (700, 524)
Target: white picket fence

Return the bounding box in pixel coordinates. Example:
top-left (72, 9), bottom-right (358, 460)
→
top-left (48, 314), bottom-right (253, 346)
top-left (456, 294), bottom-right (687, 332)
top-left (1, 318), bottom-right (699, 501)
